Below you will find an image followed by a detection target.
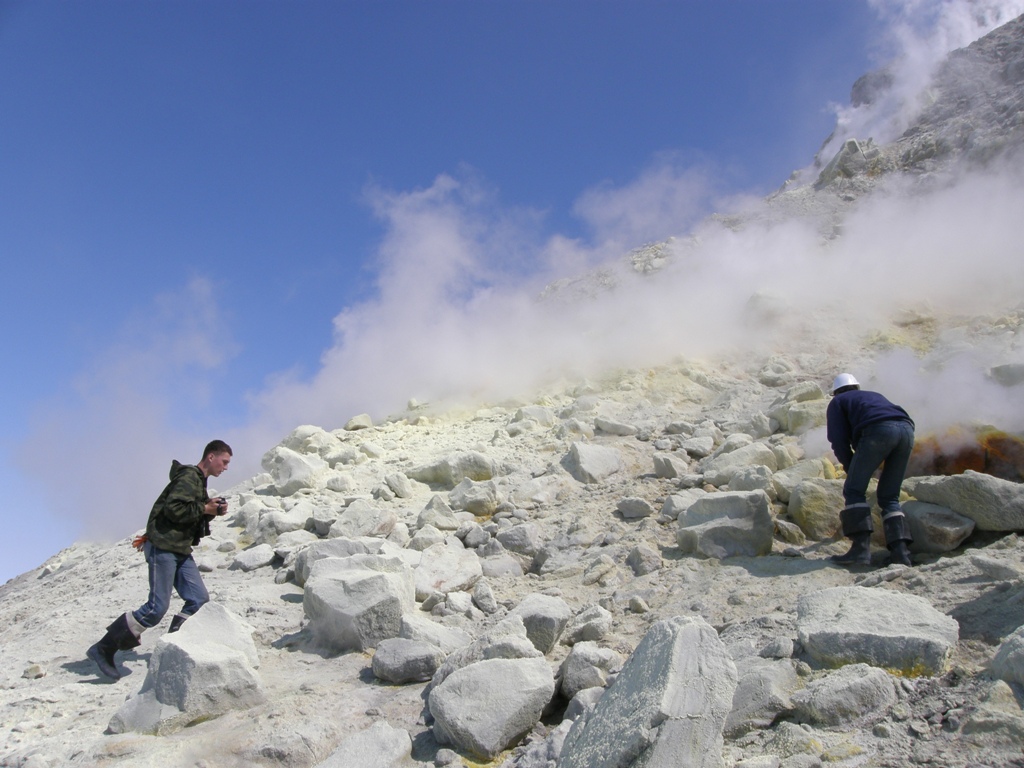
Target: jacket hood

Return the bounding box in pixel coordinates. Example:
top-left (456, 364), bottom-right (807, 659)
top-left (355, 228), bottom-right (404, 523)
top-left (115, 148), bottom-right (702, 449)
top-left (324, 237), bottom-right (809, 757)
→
top-left (169, 459), bottom-right (198, 481)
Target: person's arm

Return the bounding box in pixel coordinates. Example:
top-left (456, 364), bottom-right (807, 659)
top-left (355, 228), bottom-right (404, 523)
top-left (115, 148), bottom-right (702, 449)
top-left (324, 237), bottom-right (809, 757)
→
top-left (826, 400), bottom-right (853, 471)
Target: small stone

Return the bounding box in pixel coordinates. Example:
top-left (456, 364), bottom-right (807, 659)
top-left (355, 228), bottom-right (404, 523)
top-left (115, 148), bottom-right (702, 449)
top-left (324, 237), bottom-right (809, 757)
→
top-left (629, 596), bottom-right (650, 613)
top-left (22, 664), bottom-right (45, 680)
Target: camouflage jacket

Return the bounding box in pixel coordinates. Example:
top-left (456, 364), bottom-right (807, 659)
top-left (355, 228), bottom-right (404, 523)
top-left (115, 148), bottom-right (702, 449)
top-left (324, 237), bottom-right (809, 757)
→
top-left (144, 460), bottom-right (210, 555)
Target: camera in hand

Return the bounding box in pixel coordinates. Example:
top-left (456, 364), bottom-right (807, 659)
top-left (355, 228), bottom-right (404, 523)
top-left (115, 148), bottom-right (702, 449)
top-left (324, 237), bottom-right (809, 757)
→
top-left (215, 497), bottom-right (227, 515)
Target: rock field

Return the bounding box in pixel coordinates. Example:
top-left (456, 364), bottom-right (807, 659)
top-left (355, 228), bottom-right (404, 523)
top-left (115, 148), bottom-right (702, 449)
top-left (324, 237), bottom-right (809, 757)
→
top-left (4, 11), bottom-right (1024, 768)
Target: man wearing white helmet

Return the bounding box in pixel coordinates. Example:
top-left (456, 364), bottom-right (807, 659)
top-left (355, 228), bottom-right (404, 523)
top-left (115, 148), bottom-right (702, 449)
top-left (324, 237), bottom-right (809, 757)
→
top-left (826, 373), bottom-right (915, 567)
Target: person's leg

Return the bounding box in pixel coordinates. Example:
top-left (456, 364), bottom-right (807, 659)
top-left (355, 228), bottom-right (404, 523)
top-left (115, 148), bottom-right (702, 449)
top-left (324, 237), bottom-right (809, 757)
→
top-left (168, 554), bottom-right (210, 632)
top-left (132, 542), bottom-right (177, 629)
top-left (878, 421), bottom-right (915, 566)
top-left (88, 544), bottom-right (170, 679)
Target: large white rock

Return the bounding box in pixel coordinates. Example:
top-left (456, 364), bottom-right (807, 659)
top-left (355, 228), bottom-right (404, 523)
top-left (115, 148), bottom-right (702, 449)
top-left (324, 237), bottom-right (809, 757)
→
top-left (261, 445), bottom-right (329, 496)
top-left (108, 603), bottom-right (263, 735)
top-left (371, 638), bottom-right (445, 684)
top-left (904, 500), bottom-right (976, 553)
top-left (431, 615), bottom-right (541, 688)
top-left (303, 555), bottom-right (415, 652)
top-left (413, 540), bottom-right (483, 601)
top-left (449, 478), bottom-right (502, 516)
top-left (511, 593), bottom-right (572, 654)
top-left (313, 721), bottom-right (413, 768)
top-left (724, 658), bottom-right (801, 737)
top-left (771, 459), bottom-right (832, 503)
top-left (558, 615), bottom-right (738, 768)
top-left (560, 641), bottom-right (624, 699)
top-left (907, 470), bottom-right (1024, 531)
top-left (676, 490), bottom-right (775, 559)
top-left (992, 625), bottom-right (1024, 686)
top-left (417, 495), bottom-right (462, 531)
top-left (797, 586), bottom-right (959, 675)
top-left (328, 499), bottom-right (397, 539)
top-left (791, 663), bottom-right (897, 726)
top-left (399, 613), bottom-right (474, 655)
top-left (700, 443), bottom-right (778, 487)
top-left (563, 441), bottom-right (625, 484)
top-left (407, 452), bottom-right (497, 487)
top-left (293, 536), bottom-right (389, 586)
top-left (429, 657), bottom-right (555, 760)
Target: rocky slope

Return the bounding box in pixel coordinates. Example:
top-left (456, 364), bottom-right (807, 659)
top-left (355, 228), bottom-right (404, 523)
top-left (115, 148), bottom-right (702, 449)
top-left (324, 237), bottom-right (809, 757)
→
top-left (3, 13), bottom-right (1024, 768)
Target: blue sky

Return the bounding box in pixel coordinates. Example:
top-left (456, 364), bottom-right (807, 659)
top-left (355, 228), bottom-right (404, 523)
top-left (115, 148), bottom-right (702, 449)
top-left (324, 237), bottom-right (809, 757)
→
top-left (2, 0), bottom-right (1017, 584)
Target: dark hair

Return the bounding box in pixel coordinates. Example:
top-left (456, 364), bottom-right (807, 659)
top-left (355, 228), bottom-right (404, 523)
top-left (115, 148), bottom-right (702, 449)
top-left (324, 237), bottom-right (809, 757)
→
top-left (202, 440), bottom-right (233, 460)
top-left (833, 385), bottom-right (860, 396)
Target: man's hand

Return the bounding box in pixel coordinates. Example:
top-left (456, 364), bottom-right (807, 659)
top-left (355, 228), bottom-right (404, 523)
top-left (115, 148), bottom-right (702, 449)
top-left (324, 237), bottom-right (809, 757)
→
top-left (204, 497), bottom-right (228, 516)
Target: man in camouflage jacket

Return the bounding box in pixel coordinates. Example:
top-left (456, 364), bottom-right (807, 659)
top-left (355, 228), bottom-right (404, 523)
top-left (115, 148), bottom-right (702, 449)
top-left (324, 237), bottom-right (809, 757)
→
top-left (87, 440), bottom-right (232, 680)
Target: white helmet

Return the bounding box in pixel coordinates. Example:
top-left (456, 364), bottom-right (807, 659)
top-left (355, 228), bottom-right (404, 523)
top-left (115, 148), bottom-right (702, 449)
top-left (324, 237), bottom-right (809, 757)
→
top-left (832, 373), bottom-right (860, 394)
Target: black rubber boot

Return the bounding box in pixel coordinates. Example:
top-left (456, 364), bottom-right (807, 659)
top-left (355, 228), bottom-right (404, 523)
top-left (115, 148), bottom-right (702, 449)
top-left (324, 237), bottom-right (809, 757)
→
top-left (168, 614), bottom-right (188, 633)
top-left (884, 510), bottom-right (914, 567)
top-left (831, 504), bottom-right (874, 566)
top-left (87, 613), bottom-right (140, 680)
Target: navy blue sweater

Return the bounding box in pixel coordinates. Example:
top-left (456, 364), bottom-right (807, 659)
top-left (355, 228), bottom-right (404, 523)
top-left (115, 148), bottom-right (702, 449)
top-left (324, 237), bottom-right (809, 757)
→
top-left (826, 389), bottom-right (914, 470)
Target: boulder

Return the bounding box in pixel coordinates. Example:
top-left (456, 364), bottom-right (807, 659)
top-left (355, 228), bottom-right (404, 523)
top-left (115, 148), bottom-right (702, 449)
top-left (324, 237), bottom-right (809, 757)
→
top-left (562, 604), bottom-right (614, 645)
top-left (700, 443), bottom-right (778, 487)
top-left (682, 435), bottom-right (715, 458)
top-left (786, 400), bottom-right (829, 435)
top-left (371, 638), bottom-right (445, 684)
top-left (558, 615), bottom-right (737, 768)
top-left (431, 615), bottom-right (541, 688)
top-left (653, 453), bottom-right (688, 479)
top-left (676, 490), bottom-right (775, 559)
top-left (788, 479), bottom-right (845, 541)
top-left (294, 537), bottom-right (387, 586)
top-left (399, 614), bottom-right (473, 655)
top-left (729, 465), bottom-right (777, 500)
top-left (512, 405), bottom-right (557, 428)
top-left (563, 442), bottom-right (625, 484)
top-left (616, 497), bottom-right (656, 520)
top-left (772, 459), bottom-right (832, 504)
top-left (429, 657), bottom-right (556, 760)
top-left (594, 416), bottom-right (638, 436)
top-left (660, 488), bottom-right (707, 520)
top-left (797, 586), bottom-right (959, 676)
top-left (511, 474), bottom-right (570, 507)
top-left (261, 446), bottom-right (329, 496)
top-left (303, 555), bottom-right (416, 652)
top-left (108, 603), bottom-right (263, 735)
top-left (724, 657), bottom-right (801, 737)
top-left (907, 470), bottom-right (1024, 531)
top-left (230, 543), bottom-right (276, 572)
top-left (791, 663), bottom-right (897, 726)
top-left (511, 593), bottom-right (573, 654)
top-left (384, 472), bottom-right (417, 499)
top-left (496, 523), bottom-right (544, 558)
top-left (328, 499), bottom-right (397, 539)
top-left (626, 543), bottom-right (663, 576)
top-left (449, 478), bottom-right (502, 516)
top-left (904, 500), bottom-right (976, 553)
top-left (559, 641), bottom-right (624, 699)
top-left (343, 413), bottom-right (374, 431)
top-left (417, 495), bottom-right (461, 531)
top-left (408, 452), bottom-right (497, 488)
top-left (992, 624), bottom-right (1024, 686)
top-left (413, 540), bottom-right (483, 601)
top-left (313, 721), bottom-right (412, 768)
top-left (407, 524), bottom-right (445, 552)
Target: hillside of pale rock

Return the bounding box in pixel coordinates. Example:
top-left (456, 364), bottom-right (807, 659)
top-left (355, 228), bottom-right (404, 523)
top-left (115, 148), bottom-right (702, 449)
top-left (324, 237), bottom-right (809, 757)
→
top-left (2, 303), bottom-right (1024, 768)
top-left (4, 13), bottom-right (1024, 768)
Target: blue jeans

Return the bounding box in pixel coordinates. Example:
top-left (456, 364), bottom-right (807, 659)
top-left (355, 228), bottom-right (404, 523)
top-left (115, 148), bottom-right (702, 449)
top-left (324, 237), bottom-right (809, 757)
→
top-left (132, 542), bottom-right (209, 629)
top-left (843, 420), bottom-right (915, 513)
